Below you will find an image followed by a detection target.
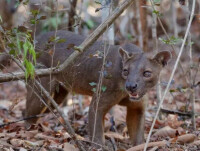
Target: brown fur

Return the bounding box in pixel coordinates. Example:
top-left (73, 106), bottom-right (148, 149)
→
top-left (0, 0), bottom-right (19, 29)
top-left (0, 0), bottom-right (21, 69)
top-left (25, 30), bottom-right (171, 147)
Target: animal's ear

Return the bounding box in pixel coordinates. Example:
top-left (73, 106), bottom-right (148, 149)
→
top-left (119, 47), bottom-right (133, 61)
top-left (152, 51), bottom-right (172, 67)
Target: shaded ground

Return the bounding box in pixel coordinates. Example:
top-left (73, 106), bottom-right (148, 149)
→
top-left (0, 56), bottom-right (200, 151)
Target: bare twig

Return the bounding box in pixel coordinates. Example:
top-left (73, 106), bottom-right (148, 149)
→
top-left (186, 0), bottom-right (196, 130)
top-left (0, 114), bottom-right (46, 128)
top-left (151, 2), bottom-right (162, 105)
top-left (144, 1), bottom-right (196, 150)
top-left (100, 0), bottom-right (116, 44)
top-left (149, 0), bottom-right (189, 85)
top-left (160, 108), bottom-right (192, 117)
top-left (139, 0), bottom-right (148, 51)
top-left (136, 0), bottom-right (143, 49)
top-left (68, 0), bottom-right (78, 31)
top-left (171, 0), bottom-right (178, 37)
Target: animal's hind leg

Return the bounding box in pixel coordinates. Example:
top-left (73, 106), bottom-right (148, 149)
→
top-left (25, 77), bottom-right (68, 127)
top-left (52, 82), bottom-right (69, 105)
top-left (88, 93), bottom-right (122, 147)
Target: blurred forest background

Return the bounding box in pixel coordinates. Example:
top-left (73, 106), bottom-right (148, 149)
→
top-left (0, 0), bottom-right (200, 150)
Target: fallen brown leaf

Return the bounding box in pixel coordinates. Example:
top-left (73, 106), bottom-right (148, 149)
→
top-left (34, 133), bottom-right (62, 141)
top-left (190, 140), bottom-right (200, 145)
top-left (176, 134), bottom-right (196, 144)
top-left (19, 147), bottom-right (28, 151)
top-left (166, 114), bottom-right (184, 129)
top-left (23, 140), bottom-right (44, 149)
top-left (64, 143), bottom-right (79, 151)
top-left (10, 138), bottom-right (24, 147)
top-left (152, 126), bottom-right (184, 139)
top-left (105, 132), bottom-right (125, 142)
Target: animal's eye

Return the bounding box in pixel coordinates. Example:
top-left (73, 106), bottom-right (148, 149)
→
top-left (123, 69), bottom-right (129, 76)
top-left (143, 71), bottom-right (152, 78)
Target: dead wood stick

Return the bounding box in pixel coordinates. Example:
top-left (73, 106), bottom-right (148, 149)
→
top-left (127, 140), bottom-right (167, 151)
top-left (0, 114), bottom-right (46, 128)
top-left (160, 108), bottom-right (192, 117)
top-left (0, 0), bottom-right (135, 83)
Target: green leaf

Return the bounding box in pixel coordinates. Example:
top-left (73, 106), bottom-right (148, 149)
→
top-left (94, 0), bottom-right (101, 4)
top-left (23, 40), bottom-right (36, 64)
top-left (8, 43), bottom-right (15, 49)
top-left (23, 0), bottom-right (29, 5)
top-left (23, 41), bottom-right (29, 59)
top-left (30, 19), bottom-right (36, 25)
top-left (153, 0), bottom-right (161, 4)
top-left (101, 86), bottom-right (107, 92)
top-left (31, 10), bottom-right (39, 16)
top-left (89, 82), bottom-right (96, 86)
top-left (85, 19), bottom-right (95, 29)
top-left (9, 49), bottom-right (17, 56)
top-left (159, 36), bottom-right (182, 45)
top-left (24, 59), bottom-right (35, 79)
top-left (57, 38), bottom-right (66, 43)
top-left (153, 10), bottom-right (162, 16)
top-left (169, 89), bottom-right (176, 93)
top-left (92, 88), bottom-right (96, 93)
top-left (127, 33), bottom-right (134, 40)
top-left (49, 36), bottom-right (60, 43)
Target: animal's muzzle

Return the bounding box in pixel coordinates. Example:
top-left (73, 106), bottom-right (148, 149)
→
top-left (125, 81), bottom-right (138, 93)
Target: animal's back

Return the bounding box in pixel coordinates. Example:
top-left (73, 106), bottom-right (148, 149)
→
top-left (35, 31), bottom-right (143, 94)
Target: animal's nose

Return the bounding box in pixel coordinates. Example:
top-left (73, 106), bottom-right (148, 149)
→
top-left (126, 82), bottom-right (138, 92)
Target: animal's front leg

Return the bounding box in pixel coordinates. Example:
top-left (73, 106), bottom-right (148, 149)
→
top-left (119, 97), bottom-right (145, 145)
top-left (88, 95), bottom-right (107, 147)
top-left (126, 105), bottom-right (145, 145)
top-left (88, 93), bottom-right (121, 147)
top-left (88, 104), bottom-right (104, 146)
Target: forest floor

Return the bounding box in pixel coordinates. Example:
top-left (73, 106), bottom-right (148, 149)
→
top-left (0, 55), bottom-right (200, 151)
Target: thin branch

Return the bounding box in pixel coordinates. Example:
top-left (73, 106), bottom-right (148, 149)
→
top-left (0, 114), bottom-right (46, 128)
top-left (144, 1), bottom-right (196, 151)
top-left (0, 0), bottom-right (135, 83)
top-left (186, 0), bottom-right (196, 130)
top-left (149, 0), bottom-right (189, 85)
top-left (1, 37), bottom-right (86, 151)
top-left (136, 0), bottom-right (143, 49)
top-left (68, 0), bottom-right (78, 31)
top-left (160, 108), bottom-right (192, 117)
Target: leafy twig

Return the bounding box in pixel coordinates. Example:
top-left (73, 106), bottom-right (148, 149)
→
top-left (149, 0), bottom-right (189, 85)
